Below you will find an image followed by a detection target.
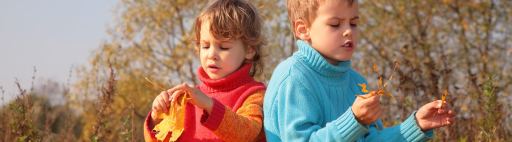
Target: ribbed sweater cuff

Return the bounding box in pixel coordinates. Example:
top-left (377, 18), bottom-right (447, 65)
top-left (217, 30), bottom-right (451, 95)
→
top-left (144, 111), bottom-right (158, 140)
top-left (201, 99), bottom-right (226, 130)
top-left (332, 108), bottom-right (368, 140)
top-left (400, 112), bottom-right (434, 141)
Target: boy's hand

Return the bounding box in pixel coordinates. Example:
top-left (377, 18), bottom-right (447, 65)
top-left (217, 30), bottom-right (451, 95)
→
top-left (416, 100), bottom-right (455, 131)
top-left (352, 91), bottom-right (381, 125)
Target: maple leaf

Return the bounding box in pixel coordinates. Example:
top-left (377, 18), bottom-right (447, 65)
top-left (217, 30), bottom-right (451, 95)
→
top-left (153, 91), bottom-right (188, 142)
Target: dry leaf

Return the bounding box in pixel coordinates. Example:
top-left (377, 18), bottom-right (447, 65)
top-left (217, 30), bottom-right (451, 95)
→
top-left (358, 84), bottom-right (369, 93)
top-left (441, 90), bottom-right (448, 107)
top-left (153, 91), bottom-right (188, 141)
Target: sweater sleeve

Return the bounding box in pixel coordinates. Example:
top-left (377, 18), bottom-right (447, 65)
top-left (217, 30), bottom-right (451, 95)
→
top-left (143, 112), bottom-right (159, 142)
top-left (274, 79), bottom-right (369, 142)
top-left (361, 112), bottom-right (434, 142)
top-left (201, 90), bottom-right (265, 142)
top-left (274, 80), bottom-right (434, 142)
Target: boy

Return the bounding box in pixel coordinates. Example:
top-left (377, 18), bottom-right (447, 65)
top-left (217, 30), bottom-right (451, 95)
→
top-left (263, 0), bottom-right (455, 141)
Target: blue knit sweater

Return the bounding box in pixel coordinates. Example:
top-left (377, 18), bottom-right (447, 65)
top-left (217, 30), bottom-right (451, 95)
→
top-left (263, 40), bottom-right (433, 142)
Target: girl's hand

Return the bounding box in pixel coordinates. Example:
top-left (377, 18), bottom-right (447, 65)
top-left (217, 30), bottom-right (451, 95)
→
top-left (416, 100), bottom-right (455, 131)
top-left (150, 84), bottom-right (187, 123)
top-left (352, 91), bottom-right (382, 125)
top-left (171, 83), bottom-right (214, 114)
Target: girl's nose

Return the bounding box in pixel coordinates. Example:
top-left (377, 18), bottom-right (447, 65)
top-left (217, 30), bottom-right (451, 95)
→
top-left (207, 46), bottom-right (219, 60)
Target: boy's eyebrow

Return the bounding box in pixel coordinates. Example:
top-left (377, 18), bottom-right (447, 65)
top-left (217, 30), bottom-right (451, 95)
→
top-left (328, 16), bottom-right (360, 21)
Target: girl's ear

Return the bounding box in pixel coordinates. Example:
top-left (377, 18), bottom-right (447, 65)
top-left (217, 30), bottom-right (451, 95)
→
top-left (245, 46), bottom-right (256, 60)
top-left (293, 19), bottom-right (310, 40)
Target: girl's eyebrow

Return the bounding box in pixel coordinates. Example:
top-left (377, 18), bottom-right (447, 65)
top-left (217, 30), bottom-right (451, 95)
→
top-left (351, 16), bottom-right (359, 20)
top-left (200, 40), bottom-right (210, 44)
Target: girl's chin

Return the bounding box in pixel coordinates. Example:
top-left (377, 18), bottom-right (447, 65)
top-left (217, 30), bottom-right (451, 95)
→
top-left (206, 73), bottom-right (224, 80)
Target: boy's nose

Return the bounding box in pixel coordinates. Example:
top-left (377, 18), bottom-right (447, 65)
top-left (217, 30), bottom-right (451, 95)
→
top-left (342, 29), bottom-right (351, 37)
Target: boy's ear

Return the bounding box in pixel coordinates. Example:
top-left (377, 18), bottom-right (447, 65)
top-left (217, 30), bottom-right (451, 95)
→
top-left (293, 19), bottom-right (310, 40)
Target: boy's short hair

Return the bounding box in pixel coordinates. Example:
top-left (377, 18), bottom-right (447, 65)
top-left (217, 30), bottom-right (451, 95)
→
top-left (287, 0), bottom-right (356, 34)
top-left (194, 0), bottom-right (264, 76)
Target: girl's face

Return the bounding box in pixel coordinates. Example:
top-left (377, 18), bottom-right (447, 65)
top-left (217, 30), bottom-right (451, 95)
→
top-left (199, 21), bottom-right (255, 79)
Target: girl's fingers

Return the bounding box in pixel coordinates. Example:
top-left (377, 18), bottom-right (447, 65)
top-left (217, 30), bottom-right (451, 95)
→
top-left (171, 89), bottom-right (187, 104)
top-left (161, 91), bottom-right (170, 110)
top-left (165, 84), bottom-right (186, 96)
top-left (157, 97), bottom-right (168, 113)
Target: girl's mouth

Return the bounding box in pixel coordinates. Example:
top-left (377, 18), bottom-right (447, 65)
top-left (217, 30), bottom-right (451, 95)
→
top-left (207, 65), bottom-right (220, 73)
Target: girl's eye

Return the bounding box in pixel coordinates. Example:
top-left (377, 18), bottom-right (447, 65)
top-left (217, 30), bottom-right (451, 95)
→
top-left (201, 46), bottom-right (209, 49)
top-left (350, 23), bottom-right (358, 27)
top-left (219, 46), bottom-right (230, 50)
top-left (329, 24), bottom-right (340, 28)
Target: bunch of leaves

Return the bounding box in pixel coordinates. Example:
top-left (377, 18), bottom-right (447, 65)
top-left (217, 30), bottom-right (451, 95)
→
top-left (358, 62), bottom-right (399, 99)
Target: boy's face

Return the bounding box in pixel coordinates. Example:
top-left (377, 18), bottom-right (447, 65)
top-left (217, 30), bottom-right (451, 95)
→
top-left (297, 1), bottom-right (359, 64)
top-left (199, 21), bottom-right (255, 79)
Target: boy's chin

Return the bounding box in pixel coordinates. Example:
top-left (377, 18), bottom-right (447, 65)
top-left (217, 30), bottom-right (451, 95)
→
top-left (334, 56), bottom-right (352, 62)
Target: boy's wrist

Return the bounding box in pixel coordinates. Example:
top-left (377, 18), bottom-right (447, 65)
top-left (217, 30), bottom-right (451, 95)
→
top-left (414, 112), bottom-right (429, 132)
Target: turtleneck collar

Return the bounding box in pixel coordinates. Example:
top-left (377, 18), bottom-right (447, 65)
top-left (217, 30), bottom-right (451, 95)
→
top-left (197, 63), bottom-right (255, 93)
top-left (294, 40), bottom-right (351, 77)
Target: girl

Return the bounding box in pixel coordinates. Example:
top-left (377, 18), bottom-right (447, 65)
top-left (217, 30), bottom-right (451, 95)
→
top-left (143, 0), bottom-right (266, 141)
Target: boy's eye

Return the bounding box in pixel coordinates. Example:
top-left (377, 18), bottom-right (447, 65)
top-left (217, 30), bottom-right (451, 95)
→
top-left (350, 23), bottom-right (358, 27)
top-left (201, 46), bottom-right (209, 49)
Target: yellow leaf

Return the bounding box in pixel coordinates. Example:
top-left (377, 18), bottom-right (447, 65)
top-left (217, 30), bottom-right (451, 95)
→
top-left (358, 84), bottom-right (369, 93)
top-left (441, 90), bottom-right (448, 107)
top-left (377, 76), bottom-right (383, 89)
top-left (153, 91), bottom-right (188, 141)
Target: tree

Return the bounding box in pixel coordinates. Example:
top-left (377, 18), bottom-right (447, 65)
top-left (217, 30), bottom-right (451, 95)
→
top-left (74, 0), bottom-right (511, 141)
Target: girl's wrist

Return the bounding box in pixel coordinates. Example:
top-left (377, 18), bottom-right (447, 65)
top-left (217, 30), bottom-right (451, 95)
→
top-left (204, 98), bottom-right (214, 114)
top-left (150, 111), bottom-right (162, 126)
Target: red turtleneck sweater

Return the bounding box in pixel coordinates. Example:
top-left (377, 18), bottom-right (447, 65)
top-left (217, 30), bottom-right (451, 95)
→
top-left (144, 64), bottom-right (266, 142)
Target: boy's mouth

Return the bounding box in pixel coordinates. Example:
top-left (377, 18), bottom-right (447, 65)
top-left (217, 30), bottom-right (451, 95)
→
top-left (341, 41), bottom-right (354, 49)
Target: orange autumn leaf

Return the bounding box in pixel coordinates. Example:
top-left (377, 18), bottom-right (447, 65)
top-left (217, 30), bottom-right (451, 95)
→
top-left (153, 91), bottom-right (189, 142)
top-left (358, 84), bottom-right (369, 93)
top-left (441, 90), bottom-right (448, 107)
top-left (357, 61), bottom-right (399, 99)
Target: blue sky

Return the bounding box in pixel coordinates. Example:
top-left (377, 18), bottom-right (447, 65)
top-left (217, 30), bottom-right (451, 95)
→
top-left (0, 0), bottom-right (117, 103)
